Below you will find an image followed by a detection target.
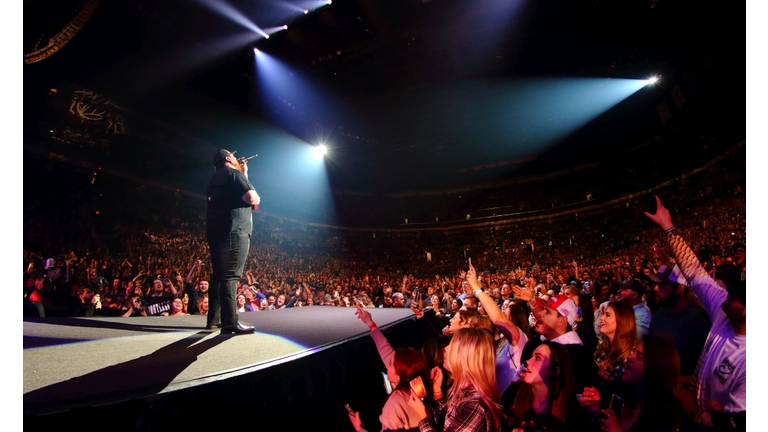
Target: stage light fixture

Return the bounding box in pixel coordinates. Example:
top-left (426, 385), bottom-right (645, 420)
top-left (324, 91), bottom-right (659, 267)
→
top-left (265, 34), bottom-right (270, 39)
top-left (283, 25), bottom-right (288, 30)
top-left (304, 10), bottom-right (309, 14)
top-left (645, 76), bottom-right (659, 85)
top-left (311, 145), bottom-right (327, 159)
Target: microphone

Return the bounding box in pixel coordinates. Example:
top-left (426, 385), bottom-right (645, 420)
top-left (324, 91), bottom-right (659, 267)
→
top-left (238, 154), bottom-right (258, 163)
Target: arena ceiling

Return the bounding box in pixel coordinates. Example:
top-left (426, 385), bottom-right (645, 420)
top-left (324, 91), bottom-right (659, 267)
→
top-left (24, 0), bottom-right (743, 194)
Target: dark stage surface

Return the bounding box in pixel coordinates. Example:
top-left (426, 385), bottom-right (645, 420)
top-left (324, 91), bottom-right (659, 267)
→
top-left (24, 306), bottom-right (439, 430)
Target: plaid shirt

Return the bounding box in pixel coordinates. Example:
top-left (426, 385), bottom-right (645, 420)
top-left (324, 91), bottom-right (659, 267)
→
top-left (419, 387), bottom-right (497, 432)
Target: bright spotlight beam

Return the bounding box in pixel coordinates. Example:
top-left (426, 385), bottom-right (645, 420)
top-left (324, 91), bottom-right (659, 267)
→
top-left (645, 76), bottom-right (659, 85)
top-left (194, 0), bottom-right (267, 38)
top-left (264, 25), bottom-right (289, 36)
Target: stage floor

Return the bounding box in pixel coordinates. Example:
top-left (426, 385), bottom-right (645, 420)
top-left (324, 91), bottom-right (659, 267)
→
top-left (23, 307), bottom-right (414, 415)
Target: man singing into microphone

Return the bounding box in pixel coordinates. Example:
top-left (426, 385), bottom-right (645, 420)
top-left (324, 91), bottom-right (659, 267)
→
top-left (206, 149), bottom-right (260, 334)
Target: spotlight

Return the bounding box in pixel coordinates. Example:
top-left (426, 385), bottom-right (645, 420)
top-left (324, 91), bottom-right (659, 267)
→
top-left (304, 10), bottom-right (309, 14)
top-left (312, 144), bottom-right (328, 159)
top-left (283, 25), bottom-right (288, 30)
top-left (265, 34), bottom-right (270, 39)
top-left (327, 0), bottom-right (332, 4)
top-left (645, 76), bottom-right (659, 85)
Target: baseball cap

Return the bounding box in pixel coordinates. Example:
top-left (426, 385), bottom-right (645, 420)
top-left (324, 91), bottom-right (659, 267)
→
top-left (648, 261), bottom-right (688, 286)
top-left (619, 279), bottom-right (646, 296)
top-left (535, 295), bottom-right (578, 327)
top-left (213, 149), bottom-right (237, 167)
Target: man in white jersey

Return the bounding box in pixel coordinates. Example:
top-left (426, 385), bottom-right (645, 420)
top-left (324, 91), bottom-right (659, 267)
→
top-left (646, 196), bottom-right (745, 430)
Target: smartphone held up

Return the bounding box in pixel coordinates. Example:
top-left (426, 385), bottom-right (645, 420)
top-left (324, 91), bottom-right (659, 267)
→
top-left (409, 375), bottom-right (427, 400)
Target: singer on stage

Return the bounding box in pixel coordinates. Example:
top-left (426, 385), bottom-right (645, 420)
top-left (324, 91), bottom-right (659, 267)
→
top-left (206, 149), bottom-right (261, 334)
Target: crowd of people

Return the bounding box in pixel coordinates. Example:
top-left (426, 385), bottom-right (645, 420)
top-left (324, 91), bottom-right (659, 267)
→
top-left (345, 196), bottom-right (745, 431)
top-left (23, 143), bottom-right (745, 430)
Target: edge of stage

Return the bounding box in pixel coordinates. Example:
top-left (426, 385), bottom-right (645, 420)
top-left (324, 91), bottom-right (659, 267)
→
top-left (23, 307), bottom-right (448, 431)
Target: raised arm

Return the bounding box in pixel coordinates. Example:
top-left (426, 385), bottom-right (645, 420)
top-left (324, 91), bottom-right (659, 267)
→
top-left (467, 264), bottom-right (521, 347)
top-left (354, 305), bottom-right (397, 383)
top-left (186, 259), bottom-right (201, 283)
top-left (644, 195), bottom-right (728, 319)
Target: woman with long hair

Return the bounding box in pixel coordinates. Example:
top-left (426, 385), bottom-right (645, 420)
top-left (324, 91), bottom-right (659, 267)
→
top-left (349, 306), bottom-right (432, 432)
top-left (506, 303), bottom-right (533, 340)
top-left (592, 278), bottom-right (614, 336)
top-left (435, 293), bottom-right (454, 318)
top-left (580, 336), bottom-right (698, 431)
top-left (236, 294), bottom-right (248, 313)
top-left (442, 308), bottom-right (478, 336)
top-left (594, 301), bottom-right (637, 382)
top-left (197, 294), bottom-right (209, 315)
top-left (408, 328), bottom-right (505, 432)
top-left (468, 265), bottom-right (530, 397)
top-left (448, 298), bottom-right (463, 316)
top-left (422, 337), bottom-right (452, 396)
top-left (507, 341), bottom-right (586, 431)
top-left (423, 295), bottom-right (442, 313)
top-left (466, 314), bottom-right (526, 399)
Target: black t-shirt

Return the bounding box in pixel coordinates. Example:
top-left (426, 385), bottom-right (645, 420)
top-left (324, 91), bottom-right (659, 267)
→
top-left (206, 166), bottom-right (255, 240)
top-left (145, 294), bottom-right (174, 316)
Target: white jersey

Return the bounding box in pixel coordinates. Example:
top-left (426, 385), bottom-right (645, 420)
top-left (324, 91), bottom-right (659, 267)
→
top-left (668, 232), bottom-right (746, 413)
top-left (694, 308), bottom-right (746, 412)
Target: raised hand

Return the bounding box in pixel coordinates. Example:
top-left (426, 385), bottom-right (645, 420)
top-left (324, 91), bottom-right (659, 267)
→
top-left (410, 301), bottom-right (421, 315)
top-left (513, 285), bottom-right (534, 302)
top-left (348, 410), bottom-right (366, 432)
top-left (643, 195), bottom-right (674, 231)
top-left (430, 366), bottom-right (444, 394)
top-left (578, 386), bottom-right (602, 416)
top-left (466, 265), bottom-right (481, 291)
top-left (355, 305), bottom-right (376, 328)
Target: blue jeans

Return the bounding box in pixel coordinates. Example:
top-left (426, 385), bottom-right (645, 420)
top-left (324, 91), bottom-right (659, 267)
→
top-left (208, 229), bottom-right (250, 327)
